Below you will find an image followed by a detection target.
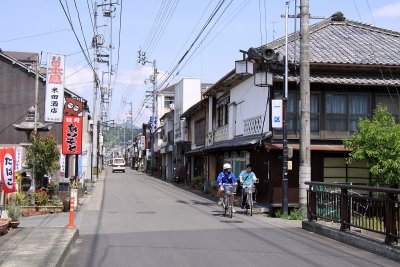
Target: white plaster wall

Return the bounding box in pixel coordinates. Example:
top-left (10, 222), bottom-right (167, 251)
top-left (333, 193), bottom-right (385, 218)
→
top-left (174, 78), bottom-right (201, 142)
top-left (229, 78), bottom-right (270, 136)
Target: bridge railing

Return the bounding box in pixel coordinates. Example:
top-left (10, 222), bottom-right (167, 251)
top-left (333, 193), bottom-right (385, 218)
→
top-left (306, 181), bottom-right (400, 245)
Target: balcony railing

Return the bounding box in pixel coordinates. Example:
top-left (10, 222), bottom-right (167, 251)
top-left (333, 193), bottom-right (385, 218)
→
top-left (244, 115), bottom-right (263, 136)
top-left (208, 131), bottom-right (214, 145)
top-left (306, 181), bottom-right (400, 245)
top-left (213, 125), bottom-right (229, 143)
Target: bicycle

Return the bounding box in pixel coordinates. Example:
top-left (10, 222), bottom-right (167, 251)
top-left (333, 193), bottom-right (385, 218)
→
top-left (222, 183), bottom-right (237, 218)
top-left (243, 185), bottom-right (255, 216)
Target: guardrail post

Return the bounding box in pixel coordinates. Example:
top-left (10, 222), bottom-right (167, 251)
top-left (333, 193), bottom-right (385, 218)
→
top-left (307, 184), bottom-right (316, 221)
top-left (385, 192), bottom-right (396, 244)
top-left (340, 188), bottom-right (349, 231)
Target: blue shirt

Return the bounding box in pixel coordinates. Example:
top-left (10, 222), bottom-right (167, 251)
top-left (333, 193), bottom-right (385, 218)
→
top-left (239, 170), bottom-right (257, 188)
top-left (217, 171), bottom-right (237, 184)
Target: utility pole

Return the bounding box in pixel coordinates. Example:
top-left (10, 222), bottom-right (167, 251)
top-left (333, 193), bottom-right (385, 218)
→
top-left (32, 53), bottom-right (40, 190)
top-left (151, 59), bottom-right (157, 169)
top-left (91, 1), bottom-right (99, 182)
top-left (137, 50), bottom-right (158, 169)
top-left (282, 1), bottom-right (290, 215)
top-left (130, 101), bottom-right (134, 141)
top-left (299, 0), bottom-right (311, 214)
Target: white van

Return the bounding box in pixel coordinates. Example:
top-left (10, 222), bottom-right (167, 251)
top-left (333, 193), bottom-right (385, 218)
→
top-left (112, 158), bottom-right (126, 173)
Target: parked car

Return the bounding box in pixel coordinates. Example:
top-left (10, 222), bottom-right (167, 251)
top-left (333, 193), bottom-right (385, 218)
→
top-left (112, 158), bottom-right (126, 173)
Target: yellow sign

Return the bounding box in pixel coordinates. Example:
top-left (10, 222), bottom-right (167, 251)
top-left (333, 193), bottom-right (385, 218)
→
top-left (288, 161), bottom-right (293, 171)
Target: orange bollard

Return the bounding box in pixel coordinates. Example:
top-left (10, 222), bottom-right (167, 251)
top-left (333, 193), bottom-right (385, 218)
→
top-left (66, 196), bottom-right (77, 228)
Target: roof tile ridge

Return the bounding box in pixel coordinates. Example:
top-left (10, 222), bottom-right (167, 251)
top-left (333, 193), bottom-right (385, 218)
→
top-left (338, 19), bottom-right (400, 37)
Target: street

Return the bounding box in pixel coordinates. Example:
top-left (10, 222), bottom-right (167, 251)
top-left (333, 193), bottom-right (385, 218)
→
top-left (66, 169), bottom-right (398, 267)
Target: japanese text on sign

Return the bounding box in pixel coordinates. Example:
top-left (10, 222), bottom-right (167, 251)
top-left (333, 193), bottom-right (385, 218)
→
top-left (45, 53), bottom-right (65, 122)
top-left (62, 116), bottom-right (83, 155)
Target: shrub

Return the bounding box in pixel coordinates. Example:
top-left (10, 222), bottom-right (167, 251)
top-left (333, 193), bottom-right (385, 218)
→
top-left (6, 203), bottom-right (22, 221)
top-left (275, 208), bottom-right (304, 220)
top-left (33, 188), bottom-right (50, 206)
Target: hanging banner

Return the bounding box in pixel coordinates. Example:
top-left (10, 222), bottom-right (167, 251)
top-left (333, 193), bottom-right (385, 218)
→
top-left (59, 153), bottom-right (66, 178)
top-left (271, 99), bottom-right (283, 129)
top-left (15, 146), bottom-right (24, 172)
top-left (150, 116), bottom-right (157, 133)
top-left (62, 116), bottom-right (83, 155)
top-left (1, 148), bottom-right (16, 193)
top-left (45, 53), bottom-right (65, 122)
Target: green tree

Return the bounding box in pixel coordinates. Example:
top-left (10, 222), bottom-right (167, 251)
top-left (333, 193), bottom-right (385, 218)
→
top-left (344, 105), bottom-right (400, 187)
top-left (26, 134), bottom-right (60, 188)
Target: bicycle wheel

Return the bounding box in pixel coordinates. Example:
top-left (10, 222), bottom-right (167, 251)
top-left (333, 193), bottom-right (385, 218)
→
top-left (248, 192), bottom-right (253, 216)
top-left (223, 194), bottom-right (227, 216)
top-left (229, 194), bottom-right (233, 218)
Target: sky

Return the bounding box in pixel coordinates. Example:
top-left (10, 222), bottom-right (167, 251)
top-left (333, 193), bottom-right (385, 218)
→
top-left (1, 0), bottom-right (400, 127)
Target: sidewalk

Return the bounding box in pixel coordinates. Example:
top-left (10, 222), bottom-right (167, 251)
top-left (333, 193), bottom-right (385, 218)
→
top-left (0, 171), bottom-right (105, 267)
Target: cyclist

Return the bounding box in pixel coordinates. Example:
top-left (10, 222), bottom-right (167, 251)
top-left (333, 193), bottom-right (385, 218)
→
top-left (217, 163), bottom-right (238, 207)
top-left (239, 164), bottom-right (258, 209)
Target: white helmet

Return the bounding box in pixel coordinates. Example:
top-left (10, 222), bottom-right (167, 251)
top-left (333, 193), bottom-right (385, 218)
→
top-left (223, 163), bottom-right (232, 170)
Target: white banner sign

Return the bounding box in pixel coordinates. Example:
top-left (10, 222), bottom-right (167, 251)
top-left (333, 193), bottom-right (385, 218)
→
top-left (140, 136), bottom-right (146, 151)
top-left (59, 153), bottom-right (66, 177)
top-left (45, 53), bottom-right (65, 122)
top-left (15, 146), bottom-right (23, 172)
top-left (150, 116), bottom-right (157, 133)
top-left (271, 99), bottom-right (283, 129)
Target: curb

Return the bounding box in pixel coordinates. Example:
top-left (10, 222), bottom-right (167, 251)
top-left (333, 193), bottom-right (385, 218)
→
top-left (302, 221), bottom-right (400, 262)
top-left (57, 228), bottom-right (79, 267)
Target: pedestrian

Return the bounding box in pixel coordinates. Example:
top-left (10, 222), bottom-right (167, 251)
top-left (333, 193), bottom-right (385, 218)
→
top-left (239, 164), bottom-right (258, 209)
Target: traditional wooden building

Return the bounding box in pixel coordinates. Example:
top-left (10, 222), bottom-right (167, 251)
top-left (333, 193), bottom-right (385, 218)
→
top-left (185, 13), bottom-right (400, 209)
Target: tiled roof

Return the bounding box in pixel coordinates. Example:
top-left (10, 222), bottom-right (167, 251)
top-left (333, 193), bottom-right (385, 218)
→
top-left (267, 14), bottom-right (400, 66)
top-left (275, 73), bottom-right (400, 86)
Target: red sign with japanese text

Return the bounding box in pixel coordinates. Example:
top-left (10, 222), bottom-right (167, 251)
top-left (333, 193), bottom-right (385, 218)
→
top-left (62, 116), bottom-right (83, 155)
top-left (0, 147), bottom-right (16, 193)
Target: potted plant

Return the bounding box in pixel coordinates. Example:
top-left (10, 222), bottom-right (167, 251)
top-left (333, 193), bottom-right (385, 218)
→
top-left (6, 203), bottom-right (22, 228)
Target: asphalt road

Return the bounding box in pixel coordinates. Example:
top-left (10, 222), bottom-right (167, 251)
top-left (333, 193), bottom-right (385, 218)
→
top-left (66, 168), bottom-right (398, 267)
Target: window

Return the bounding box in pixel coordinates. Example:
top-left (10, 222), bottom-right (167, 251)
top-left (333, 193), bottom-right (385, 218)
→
top-left (273, 91), bottom-right (320, 133)
top-left (349, 95), bottom-right (370, 132)
top-left (326, 94), bottom-right (347, 132)
top-left (323, 157), bottom-right (372, 185)
top-left (311, 94), bottom-right (320, 132)
top-left (216, 96), bottom-right (229, 127)
top-left (325, 93), bottom-right (370, 134)
top-left (194, 119), bottom-right (205, 146)
top-left (286, 92), bottom-right (298, 131)
top-left (164, 96), bottom-right (174, 108)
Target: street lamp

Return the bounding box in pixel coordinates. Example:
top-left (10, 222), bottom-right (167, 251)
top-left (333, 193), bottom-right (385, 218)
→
top-left (254, 71), bottom-right (273, 87)
top-left (235, 54), bottom-right (254, 76)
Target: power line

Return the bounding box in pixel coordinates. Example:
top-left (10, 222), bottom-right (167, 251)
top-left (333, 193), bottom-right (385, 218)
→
top-left (86, 0), bottom-right (95, 35)
top-left (73, 0), bottom-right (92, 66)
top-left (0, 28), bottom-right (71, 43)
top-left (154, 0), bottom-right (227, 91)
top-left (65, 63), bottom-right (89, 78)
top-left (258, 0), bottom-right (263, 45)
top-left (352, 0), bottom-right (362, 21)
top-left (58, 0), bottom-right (97, 83)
